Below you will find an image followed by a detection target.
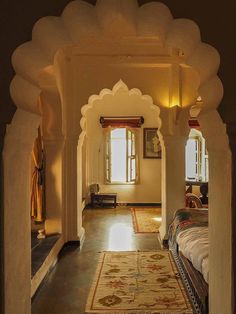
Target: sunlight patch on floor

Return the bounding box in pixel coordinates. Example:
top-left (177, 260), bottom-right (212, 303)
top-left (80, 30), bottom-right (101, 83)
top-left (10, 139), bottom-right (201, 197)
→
top-left (108, 223), bottom-right (133, 251)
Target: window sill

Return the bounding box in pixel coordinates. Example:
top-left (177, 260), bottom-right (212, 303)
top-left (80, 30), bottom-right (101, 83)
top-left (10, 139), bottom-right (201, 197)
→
top-left (105, 181), bottom-right (137, 185)
top-left (186, 180), bottom-right (208, 185)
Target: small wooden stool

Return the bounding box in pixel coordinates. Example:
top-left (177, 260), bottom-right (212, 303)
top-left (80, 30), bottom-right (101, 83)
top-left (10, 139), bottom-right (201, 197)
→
top-left (91, 193), bottom-right (117, 208)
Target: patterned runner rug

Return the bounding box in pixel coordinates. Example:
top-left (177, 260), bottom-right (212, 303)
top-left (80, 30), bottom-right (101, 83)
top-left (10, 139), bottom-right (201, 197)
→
top-left (131, 208), bottom-right (161, 233)
top-left (85, 251), bottom-right (193, 314)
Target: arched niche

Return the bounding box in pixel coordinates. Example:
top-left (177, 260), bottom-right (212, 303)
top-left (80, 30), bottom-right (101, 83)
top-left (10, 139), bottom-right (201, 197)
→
top-left (3, 109), bottom-right (41, 313)
top-left (3, 1), bottom-right (231, 314)
top-left (3, 69), bottom-right (65, 310)
top-left (38, 68), bottom-right (65, 238)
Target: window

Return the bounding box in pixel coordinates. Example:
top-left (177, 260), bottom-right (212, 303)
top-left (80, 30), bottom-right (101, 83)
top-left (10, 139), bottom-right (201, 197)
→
top-left (105, 128), bottom-right (138, 184)
top-left (185, 129), bottom-right (208, 182)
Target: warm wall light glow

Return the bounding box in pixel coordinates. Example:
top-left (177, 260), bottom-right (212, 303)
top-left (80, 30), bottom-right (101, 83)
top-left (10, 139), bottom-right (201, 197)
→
top-left (170, 104), bottom-right (182, 124)
top-left (108, 223), bottom-right (133, 251)
top-left (170, 103), bottom-right (180, 108)
top-left (197, 95), bottom-right (202, 102)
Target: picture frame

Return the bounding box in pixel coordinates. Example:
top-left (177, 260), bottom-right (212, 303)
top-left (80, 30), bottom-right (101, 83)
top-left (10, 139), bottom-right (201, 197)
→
top-left (143, 128), bottom-right (161, 159)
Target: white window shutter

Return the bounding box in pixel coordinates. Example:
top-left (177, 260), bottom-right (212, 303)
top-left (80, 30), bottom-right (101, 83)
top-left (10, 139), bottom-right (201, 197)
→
top-left (105, 131), bottom-right (111, 183)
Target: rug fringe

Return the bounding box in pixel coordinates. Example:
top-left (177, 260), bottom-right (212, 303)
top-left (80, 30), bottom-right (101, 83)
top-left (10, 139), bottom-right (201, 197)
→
top-left (85, 310), bottom-right (193, 314)
top-left (85, 253), bottom-right (105, 312)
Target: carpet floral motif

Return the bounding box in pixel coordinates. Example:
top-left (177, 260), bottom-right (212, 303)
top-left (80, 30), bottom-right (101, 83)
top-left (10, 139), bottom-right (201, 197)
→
top-left (131, 208), bottom-right (162, 233)
top-left (85, 251), bottom-right (193, 313)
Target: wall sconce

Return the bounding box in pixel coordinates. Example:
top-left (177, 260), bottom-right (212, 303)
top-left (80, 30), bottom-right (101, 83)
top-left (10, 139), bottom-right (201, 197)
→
top-left (196, 95), bottom-right (203, 103)
top-left (190, 95), bottom-right (203, 118)
top-left (170, 104), bottom-right (182, 124)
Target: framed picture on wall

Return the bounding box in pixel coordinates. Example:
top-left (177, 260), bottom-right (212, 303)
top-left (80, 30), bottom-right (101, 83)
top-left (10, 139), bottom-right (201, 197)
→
top-left (143, 128), bottom-right (161, 159)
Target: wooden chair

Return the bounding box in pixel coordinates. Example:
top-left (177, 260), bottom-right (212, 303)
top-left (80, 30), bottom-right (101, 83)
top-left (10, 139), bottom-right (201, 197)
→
top-left (186, 193), bottom-right (203, 208)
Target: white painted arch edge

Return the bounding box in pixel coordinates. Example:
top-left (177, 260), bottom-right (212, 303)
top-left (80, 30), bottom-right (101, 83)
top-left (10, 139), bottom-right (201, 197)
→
top-left (80, 80), bottom-right (161, 133)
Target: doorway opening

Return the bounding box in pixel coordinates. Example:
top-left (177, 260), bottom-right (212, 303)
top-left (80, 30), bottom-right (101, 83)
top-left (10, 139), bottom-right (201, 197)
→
top-left (185, 124), bottom-right (209, 208)
top-left (78, 81), bottom-right (162, 212)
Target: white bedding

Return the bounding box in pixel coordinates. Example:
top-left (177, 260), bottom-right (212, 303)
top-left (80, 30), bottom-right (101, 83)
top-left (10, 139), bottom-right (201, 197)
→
top-left (176, 226), bottom-right (209, 283)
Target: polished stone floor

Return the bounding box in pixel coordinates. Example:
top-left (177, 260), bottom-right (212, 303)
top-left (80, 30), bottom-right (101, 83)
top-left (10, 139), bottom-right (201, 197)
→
top-left (31, 207), bottom-right (161, 314)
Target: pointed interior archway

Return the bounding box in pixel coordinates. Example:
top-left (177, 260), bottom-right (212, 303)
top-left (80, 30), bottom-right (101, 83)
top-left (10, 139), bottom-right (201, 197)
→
top-left (77, 80), bottom-right (162, 215)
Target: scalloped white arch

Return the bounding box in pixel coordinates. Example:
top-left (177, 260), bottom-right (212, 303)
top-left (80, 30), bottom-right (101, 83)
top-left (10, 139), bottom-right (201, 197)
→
top-left (10, 0), bottom-right (223, 115)
top-left (79, 79), bottom-right (161, 133)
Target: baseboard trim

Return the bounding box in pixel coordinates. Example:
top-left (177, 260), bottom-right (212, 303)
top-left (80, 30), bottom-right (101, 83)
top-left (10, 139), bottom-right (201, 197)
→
top-left (63, 240), bottom-right (80, 247)
top-left (119, 202), bottom-right (161, 207)
top-left (85, 202), bottom-right (161, 208)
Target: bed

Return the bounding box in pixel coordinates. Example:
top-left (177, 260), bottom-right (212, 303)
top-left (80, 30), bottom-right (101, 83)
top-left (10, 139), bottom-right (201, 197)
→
top-left (168, 208), bottom-right (209, 314)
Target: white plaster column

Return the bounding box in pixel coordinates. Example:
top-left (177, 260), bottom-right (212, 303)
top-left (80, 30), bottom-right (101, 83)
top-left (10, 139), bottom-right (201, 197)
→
top-left (207, 146), bottom-right (232, 314)
top-left (77, 132), bottom-right (86, 246)
top-left (3, 109), bottom-right (40, 314)
top-left (198, 110), bottom-right (232, 314)
top-left (159, 135), bottom-right (187, 240)
top-left (43, 137), bottom-right (64, 236)
top-left (63, 135), bottom-right (84, 242)
top-left (227, 124), bottom-right (236, 314)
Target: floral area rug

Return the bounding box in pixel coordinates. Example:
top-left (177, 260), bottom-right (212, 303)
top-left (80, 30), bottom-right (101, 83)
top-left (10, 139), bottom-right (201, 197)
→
top-left (85, 251), bottom-right (193, 314)
top-left (131, 208), bottom-right (162, 233)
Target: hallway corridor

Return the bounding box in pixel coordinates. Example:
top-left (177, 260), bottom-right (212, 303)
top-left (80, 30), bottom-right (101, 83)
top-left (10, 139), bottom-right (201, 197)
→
top-left (31, 207), bottom-right (161, 314)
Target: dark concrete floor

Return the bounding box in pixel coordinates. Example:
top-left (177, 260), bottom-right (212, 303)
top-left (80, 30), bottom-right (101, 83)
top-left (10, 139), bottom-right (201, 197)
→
top-left (31, 207), bottom-right (161, 314)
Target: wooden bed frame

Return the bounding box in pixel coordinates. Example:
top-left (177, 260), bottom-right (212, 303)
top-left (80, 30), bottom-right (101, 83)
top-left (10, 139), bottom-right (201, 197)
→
top-left (170, 245), bottom-right (208, 314)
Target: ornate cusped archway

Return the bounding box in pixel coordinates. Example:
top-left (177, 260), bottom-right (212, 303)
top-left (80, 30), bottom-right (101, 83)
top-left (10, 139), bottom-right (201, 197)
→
top-left (78, 79), bottom-right (162, 211)
top-left (10, 1), bottom-right (223, 114)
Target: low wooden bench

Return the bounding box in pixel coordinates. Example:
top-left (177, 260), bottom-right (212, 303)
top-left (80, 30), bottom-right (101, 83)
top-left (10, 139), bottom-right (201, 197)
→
top-left (91, 193), bottom-right (117, 208)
